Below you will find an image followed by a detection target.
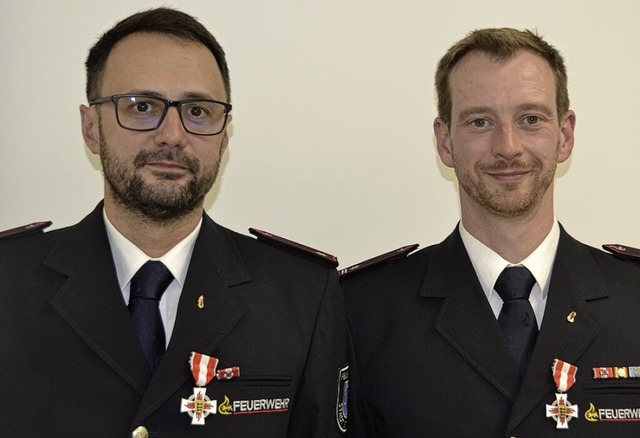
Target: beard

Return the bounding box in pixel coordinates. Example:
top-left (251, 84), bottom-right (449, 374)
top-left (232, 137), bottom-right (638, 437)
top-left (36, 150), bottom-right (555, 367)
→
top-left (452, 143), bottom-right (559, 218)
top-left (98, 125), bottom-right (220, 222)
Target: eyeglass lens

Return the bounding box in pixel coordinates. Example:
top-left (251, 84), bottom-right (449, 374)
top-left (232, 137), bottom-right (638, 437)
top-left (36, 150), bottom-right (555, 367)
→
top-left (115, 95), bottom-right (228, 135)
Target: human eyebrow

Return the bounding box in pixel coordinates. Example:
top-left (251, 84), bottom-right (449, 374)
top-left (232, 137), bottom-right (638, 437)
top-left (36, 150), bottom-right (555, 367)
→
top-left (456, 106), bottom-right (492, 123)
top-left (123, 90), bottom-right (165, 98)
top-left (121, 91), bottom-right (217, 101)
top-left (182, 92), bottom-right (217, 100)
top-left (518, 103), bottom-right (555, 118)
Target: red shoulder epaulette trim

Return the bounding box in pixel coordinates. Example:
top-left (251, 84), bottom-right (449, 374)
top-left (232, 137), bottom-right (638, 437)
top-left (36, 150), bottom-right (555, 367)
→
top-left (0, 221), bottom-right (52, 241)
top-left (249, 227), bottom-right (339, 268)
top-left (602, 243), bottom-right (640, 263)
top-left (338, 243), bottom-right (419, 279)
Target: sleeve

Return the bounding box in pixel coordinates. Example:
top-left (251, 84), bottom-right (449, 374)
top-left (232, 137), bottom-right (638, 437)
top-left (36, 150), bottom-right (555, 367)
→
top-left (345, 330), bottom-right (379, 437)
top-left (286, 270), bottom-right (349, 437)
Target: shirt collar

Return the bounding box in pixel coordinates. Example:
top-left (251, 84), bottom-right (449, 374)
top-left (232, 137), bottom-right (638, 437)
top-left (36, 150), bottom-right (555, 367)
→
top-left (459, 220), bottom-right (560, 300)
top-left (103, 209), bottom-right (202, 291)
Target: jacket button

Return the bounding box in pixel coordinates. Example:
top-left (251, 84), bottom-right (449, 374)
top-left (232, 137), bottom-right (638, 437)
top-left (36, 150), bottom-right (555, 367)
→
top-left (132, 426), bottom-right (149, 438)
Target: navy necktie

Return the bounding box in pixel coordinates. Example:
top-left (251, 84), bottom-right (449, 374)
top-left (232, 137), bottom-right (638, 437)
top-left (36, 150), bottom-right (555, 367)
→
top-left (128, 261), bottom-right (173, 373)
top-left (494, 266), bottom-right (538, 377)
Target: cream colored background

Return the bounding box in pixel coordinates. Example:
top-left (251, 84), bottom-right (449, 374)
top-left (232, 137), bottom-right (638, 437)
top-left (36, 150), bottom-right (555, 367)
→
top-left (1, 1), bottom-right (639, 267)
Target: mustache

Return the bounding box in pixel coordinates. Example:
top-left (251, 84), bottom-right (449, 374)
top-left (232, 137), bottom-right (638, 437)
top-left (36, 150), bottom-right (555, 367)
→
top-left (478, 159), bottom-right (538, 172)
top-left (133, 150), bottom-right (199, 173)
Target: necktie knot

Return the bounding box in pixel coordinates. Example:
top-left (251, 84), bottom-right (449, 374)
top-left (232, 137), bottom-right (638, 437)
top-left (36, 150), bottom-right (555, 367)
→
top-left (494, 266), bottom-right (536, 302)
top-left (131, 261), bottom-right (173, 301)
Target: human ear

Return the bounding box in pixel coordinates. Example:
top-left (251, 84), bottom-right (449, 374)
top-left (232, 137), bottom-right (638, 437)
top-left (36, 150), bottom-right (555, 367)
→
top-left (434, 117), bottom-right (454, 168)
top-left (80, 104), bottom-right (101, 155)
top-left (557, 110), bottom-right (576, 163)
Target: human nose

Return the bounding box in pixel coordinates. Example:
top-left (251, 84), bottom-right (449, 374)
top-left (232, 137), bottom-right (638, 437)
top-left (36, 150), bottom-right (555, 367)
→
top-left (153, 107), bottom-right (188, 148)
top-left (491, 122), bottom-right (523, 160)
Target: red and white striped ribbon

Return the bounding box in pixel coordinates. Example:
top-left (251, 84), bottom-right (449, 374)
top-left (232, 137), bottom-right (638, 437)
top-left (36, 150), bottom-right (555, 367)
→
top-left (189, 352), bottom-right (219, 387)
top-left (552, 358), bottom-right (577, 392)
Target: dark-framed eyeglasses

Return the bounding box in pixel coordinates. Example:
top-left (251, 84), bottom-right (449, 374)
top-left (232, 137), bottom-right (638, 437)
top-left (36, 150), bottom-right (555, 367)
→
top-left (89, 94), bottom-right (232, 136)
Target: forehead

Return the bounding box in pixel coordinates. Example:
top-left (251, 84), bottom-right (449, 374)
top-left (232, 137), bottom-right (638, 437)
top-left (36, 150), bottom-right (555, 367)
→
top-left (101, 32), bottom-right (225, 100)
top-left (449, 50), bottom-right (556, 112)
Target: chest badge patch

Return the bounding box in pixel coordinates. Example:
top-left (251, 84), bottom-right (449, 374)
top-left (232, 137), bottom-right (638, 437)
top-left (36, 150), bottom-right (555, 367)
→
top-left (336, 365), bottom-right (349, 433)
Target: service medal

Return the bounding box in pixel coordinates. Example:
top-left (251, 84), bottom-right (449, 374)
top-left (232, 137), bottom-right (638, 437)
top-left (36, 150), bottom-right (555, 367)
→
top-left (180, 351), bottom-right (240, 425)
top-left (545, 358), bottom-right (579, 429)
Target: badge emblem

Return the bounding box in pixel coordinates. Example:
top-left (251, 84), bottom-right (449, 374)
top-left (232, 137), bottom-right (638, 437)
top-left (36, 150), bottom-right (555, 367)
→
top-left (336, 365), bottom-right (349, 433)
top-left (546, 392), bottom-right (579, 428)
top-left (181, 387), bottom-right (217, 425)
top-left (546, 359), bottom-right (579, 429)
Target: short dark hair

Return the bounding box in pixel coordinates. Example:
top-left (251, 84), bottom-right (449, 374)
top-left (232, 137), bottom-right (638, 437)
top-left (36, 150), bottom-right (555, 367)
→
top-left (85, 7), bottom-right (231, 102)
top-left (435, 28), bottom-right (568, 127)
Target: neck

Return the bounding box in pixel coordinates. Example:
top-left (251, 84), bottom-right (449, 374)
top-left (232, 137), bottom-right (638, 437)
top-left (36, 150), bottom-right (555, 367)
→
top-left (460, 193), bottom-right (555, 264)
top-left (104, 197), bottom-right (202, 258)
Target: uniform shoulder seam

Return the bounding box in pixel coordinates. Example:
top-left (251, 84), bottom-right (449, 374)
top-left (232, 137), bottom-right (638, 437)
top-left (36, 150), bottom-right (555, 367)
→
top-left (248, 227), bottom-right (339, 267)
top-left (339, 243), bottom-right (419, 279)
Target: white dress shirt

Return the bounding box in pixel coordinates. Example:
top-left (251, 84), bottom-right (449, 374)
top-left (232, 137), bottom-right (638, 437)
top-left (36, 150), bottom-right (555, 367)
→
top-left (459, 221), bottom-right (560, 329)
top-left (103, 209), bottom-right (201, 346)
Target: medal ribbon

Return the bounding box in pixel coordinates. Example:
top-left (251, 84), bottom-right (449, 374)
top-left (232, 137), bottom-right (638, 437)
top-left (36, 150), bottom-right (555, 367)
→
top-left (552, 358), bottom-right (577, 392)
top-left (217, 366), bottom-right (241, 380)
top-left (189, 352), bottom-right (219, 387)
top-left (189, 351), bottom-right (241, 386)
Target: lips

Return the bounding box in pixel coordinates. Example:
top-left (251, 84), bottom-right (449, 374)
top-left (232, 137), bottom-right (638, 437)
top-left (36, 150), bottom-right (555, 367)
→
top-left (488, 171), bottom-right (530, 183)
top-left (135, 151), bottom-right (197, 174)
top-left (146, 161), bottom-right (187, 171)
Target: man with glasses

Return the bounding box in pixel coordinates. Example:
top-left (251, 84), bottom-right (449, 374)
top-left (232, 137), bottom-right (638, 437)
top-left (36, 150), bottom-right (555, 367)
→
top-left (0, 8), bottom-right (347, 437)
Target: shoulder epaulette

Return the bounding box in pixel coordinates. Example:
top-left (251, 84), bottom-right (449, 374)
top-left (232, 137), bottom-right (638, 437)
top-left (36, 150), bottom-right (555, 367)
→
top-left (602, 243), bottom-right (640, 263)
top-left (338, 243), bottom-right (419, 279)
top-left (249, 227), bottom-right (339, 268)
top-left (0, 221), bottom-right (53, 240)
top-left (0, 221), bottom-right (52, 241)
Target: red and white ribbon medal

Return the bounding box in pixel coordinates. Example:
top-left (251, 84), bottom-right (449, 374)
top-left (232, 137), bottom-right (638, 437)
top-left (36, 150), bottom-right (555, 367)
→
top-left (545, 359), bottom-right (579, 429)
top-left (180, 352), bottom-right (219, 425)
top-left (180, 352), bottom-right (241, 425)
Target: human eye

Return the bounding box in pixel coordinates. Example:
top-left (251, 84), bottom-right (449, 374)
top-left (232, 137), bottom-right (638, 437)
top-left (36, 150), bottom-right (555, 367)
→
top-left (122, 96), bottom-right (163, 115)
top-left (182, 101), bottom-right (224, 122)
top-left (521, 115), bottom-right (541, 125)
top-left (182, 102), bottom-right (211, 119)
top-left (468, 118), bottom-right (492, 129)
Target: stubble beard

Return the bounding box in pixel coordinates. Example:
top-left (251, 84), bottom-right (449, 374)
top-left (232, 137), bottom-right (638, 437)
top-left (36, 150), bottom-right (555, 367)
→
top-left (452, 143), bottom-right (560, 218)
top-left (98, 125), bottom-right (220, 223)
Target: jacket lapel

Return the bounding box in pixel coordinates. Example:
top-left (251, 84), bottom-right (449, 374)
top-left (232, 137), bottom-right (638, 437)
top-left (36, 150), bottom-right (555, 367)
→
top-left (46, 204), bottom-right (152, 394)
top-left (506, 227), bottom-right (606, 431)
top-left (132, 216), bottom-right (249, 423)
top-left (420, 228), bottom-right (523, 401)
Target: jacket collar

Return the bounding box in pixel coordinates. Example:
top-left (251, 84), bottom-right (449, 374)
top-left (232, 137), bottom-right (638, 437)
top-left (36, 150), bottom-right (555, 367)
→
top-left (44, 202), bottom-right (251, 424)
top-left (419, 225), bottom-right (606, 432)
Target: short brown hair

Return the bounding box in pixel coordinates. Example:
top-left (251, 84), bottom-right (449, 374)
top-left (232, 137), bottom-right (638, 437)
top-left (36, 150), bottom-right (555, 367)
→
top-left (435, 28), bottom-right (569, 127)
top-left (85, 7), bottom-right (231, 102)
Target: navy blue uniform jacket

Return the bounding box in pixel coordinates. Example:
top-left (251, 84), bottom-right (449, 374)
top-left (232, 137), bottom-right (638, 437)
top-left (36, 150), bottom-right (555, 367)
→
top-left (0, 203), bottom-right (348, 437)
top-left (343, 226), bottom-right (640, 437)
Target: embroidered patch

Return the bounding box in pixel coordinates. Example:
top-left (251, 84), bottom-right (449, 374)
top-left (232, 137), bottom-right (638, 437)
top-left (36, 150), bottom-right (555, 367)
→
top-left (585, 403), bottom-right (640, 422)
top-left (336, 365), bottom-right (349, 433)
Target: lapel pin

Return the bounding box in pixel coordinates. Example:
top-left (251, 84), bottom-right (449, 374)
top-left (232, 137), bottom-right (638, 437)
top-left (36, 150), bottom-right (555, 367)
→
top-left (566, 311), bottom-right (576, 323)
top-left (197, 295), bottom-right (205, 309)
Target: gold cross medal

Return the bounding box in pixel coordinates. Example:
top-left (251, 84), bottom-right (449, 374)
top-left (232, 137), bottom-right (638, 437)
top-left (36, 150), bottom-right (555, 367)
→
top-left (545, 358), bottom-right (579, 429)
top-left (180, 352), bottom-right (240, 425)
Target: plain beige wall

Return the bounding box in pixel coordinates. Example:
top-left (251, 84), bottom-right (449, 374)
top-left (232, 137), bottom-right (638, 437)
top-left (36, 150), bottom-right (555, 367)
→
top-left (1, 0), bottom-right (639, 267)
